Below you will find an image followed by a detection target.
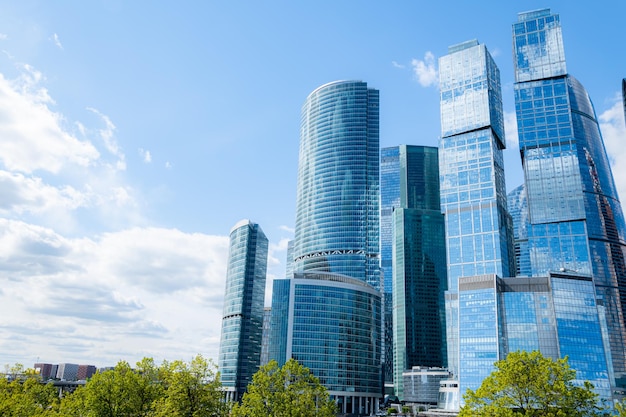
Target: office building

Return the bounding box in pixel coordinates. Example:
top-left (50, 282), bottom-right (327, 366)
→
top-left (34, 363), bottom-right (54, 380)
top-left (271, 80), bottom-right (382, 414)
top-left (402, 367), bottom-right (451, 406)
top-left (218, 219), bottom-right (268, 402)
top-left (56, 363), bottom-right (79, 381)
top-left (260, 307), bottom-right (271, 366)
top-left (438, 39), bottom-right (515, 393)
top-left (513, 8), bottom-right (626, 388)
top-left (507, 184), bottom-right (531, 277)
top-left (76, 365), bottom-right (97, 380)
top-left (270, 272), bottom-right (382, 415)
top-left (380, 145), bottom-right (447, 399)
top-left (292, 80), bottom-right (380, 290)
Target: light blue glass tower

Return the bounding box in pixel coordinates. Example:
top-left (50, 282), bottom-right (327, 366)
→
top-left (438, 40), bottom-right (515, 393)
top-left (218, 219), bottom-right (268, 402)
top-left (513, 8), bottom-right (626, 388)
top-left (293, 80), bottom-right (381, 290)
top-left (380, 145), bottom-right (447, 400)
top-left (270, 80), bottom-right (383, 414)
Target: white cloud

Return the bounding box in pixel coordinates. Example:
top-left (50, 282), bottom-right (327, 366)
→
top-left (0, 170), bottom-right (91, 215)
top-left (599, 95), bottom-right (626, 202)
top-left (139, 148), bottom-right (152, 163)
top-left (51, 33), bottom-right (63, 50)
top-left (411, 52), bottom-right (438, 87)
top-left (391, 61), bottom-right (405, 69)
top-left (87, 107), bottom-right (126, 171)
top-left (0, 220), bottom-right (230, 366)
top-left (165, 161), bottom-right (172, 169)
top-left (0, 70), bottom-right (99, 174)
top-left (0, 34), bottom-right (7, 41)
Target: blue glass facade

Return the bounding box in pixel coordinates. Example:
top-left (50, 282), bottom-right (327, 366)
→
top-left (380, 146), bottom-right (447, 400)
top-left (438, 40), bottom-right (515, 381)
top-left (513, 9), bottom-right (626, 385)
top-left (270, 80), bottom-right (383, 412)
top-left (294, 80), bottom-right (381, 290)
top-left (269, 273), bottom-right (382, 415)
top-left (507, 184), bottom-right (531, 277)
top-left (457, 275), bottom-right (501, 395)
top-left (218, 220), bottom-right (268, 402)
top-left (380, 146), bottom-right (400, 386)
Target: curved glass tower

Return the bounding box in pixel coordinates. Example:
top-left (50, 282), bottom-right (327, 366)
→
top-left (270, 80), bottom-right (382, 414)
top-left (294, 80), bottom-right (381, 290)
top-left (270, 273), bottom-right (382, 415)
top-left (513, 8), bottom-right (626, 390)
top-left (218, 220), bottom-right (268, 402)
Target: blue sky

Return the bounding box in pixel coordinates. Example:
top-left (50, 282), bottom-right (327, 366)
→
top-left (0, 0), bottom-right (624, 368)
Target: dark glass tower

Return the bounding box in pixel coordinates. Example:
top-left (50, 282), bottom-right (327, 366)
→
top-left (381, 145), bottom-right (447, 400)
top-left (218, 219), bottom-right (268, 402)
top-left (513, 8), bottom-right (626, 387)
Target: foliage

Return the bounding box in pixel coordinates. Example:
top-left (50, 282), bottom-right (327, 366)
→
top-left (152, 355), bottom-right (226, 417)
top-left (459, 350), bottom-right (605, 417)
top-left (0, 369), bottom-right (59, 416)
top-left (231, 359), bottom-right (336, 417)
top-left (617, 399), bottom-right (626, 417)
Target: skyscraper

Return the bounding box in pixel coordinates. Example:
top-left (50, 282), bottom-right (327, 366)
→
top-left (513, 8), bottom-right (626, 388)
top-left (218, 219), bottom-right (268, 402)
top-left (270, 272), bottom-right (382, 415)
top-left (293, 80), bottom-right (381, 290)
top-left (438, 40), bottom-right (515, 387)
top-left (380, 145), bottom-right (447, 400)
top-left (270, 80), bottom-right (382, 414)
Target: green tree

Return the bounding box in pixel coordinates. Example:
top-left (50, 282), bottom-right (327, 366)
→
top-left (152, 354), bottom-right (226, 417)
top-left (459, 350), bottom-right (605, 417)
top-left (231, 359), bottom-right (336, 417)
top-left (0, 368), bottom-right (59, 416)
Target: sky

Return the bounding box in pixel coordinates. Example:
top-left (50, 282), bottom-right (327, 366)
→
top-left (0, 0), bottom-right (624, 369)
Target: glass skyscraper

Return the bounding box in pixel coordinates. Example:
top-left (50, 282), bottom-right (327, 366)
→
top-left (438, 40), bottom-right (515, 387)
top-left (270, 273), bottom-right (382, 415)
top-left (513, 8), bottom-right (626, 387)
top-left (218, 219), bottom-right (268, 402)
top-left (293, 80), bottom-right (381, 290)
top-left (380, 145), bottom-right (447, 400)
top-left (270, 80), bottom-right (383, 414)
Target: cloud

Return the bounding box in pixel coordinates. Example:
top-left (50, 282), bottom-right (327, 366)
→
top-left (0, 220), bottom-right (230, 366)
top-left (391, 61), bottom-right (405, 69)
top-left (139, 148), bottom-right (152, 163)
top-left (599, 95), bottom-right (626, 202)
top-left (165, 161), bottom-right (172, 169)
top-left (0, 34), bottom-right (7, 41)
top-left (411, 52), bottom-right (438, 87)
top-left (51, 33), bottom-right (63, 50)
top-left (278, 224), bottom-right (294, 234)
top-left (0, 69), bottom-right (99, 174)
top-left (87, 107), bottom-right (126, 171)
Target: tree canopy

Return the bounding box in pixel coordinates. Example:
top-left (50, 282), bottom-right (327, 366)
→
top-left (459, 350), bottom-right (605, 417)
top-left (1, 355), bottom-right (226, 417)
top-left (231, 359), bottom-right (336, 417)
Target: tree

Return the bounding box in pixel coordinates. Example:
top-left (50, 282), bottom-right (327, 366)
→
top-left (0, 368), bottom-right (59, 417)
top-left (459, 350), bottom-right (605, 417)
top-left (74, 359), bottom-right (160, 417)
top-left (152, 354), bottom-right (226, 417)
top-left (231, 359), bottom-right (336, 417)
